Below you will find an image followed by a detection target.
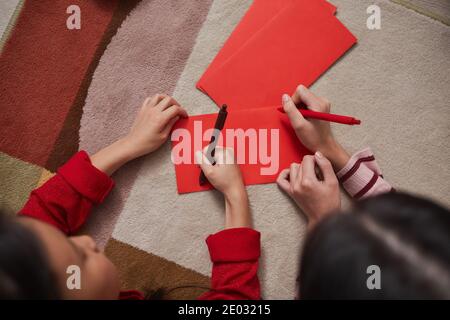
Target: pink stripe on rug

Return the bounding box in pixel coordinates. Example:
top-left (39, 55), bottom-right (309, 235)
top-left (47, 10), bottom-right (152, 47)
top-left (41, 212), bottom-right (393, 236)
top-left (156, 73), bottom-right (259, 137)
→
top-left (78, 0), bottom-right (213, 247)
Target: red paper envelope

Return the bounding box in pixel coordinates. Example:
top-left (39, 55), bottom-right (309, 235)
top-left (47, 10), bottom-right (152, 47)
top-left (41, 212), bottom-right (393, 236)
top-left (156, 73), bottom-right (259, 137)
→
top-left (171, 107), bottom-right (311, 194)
top-left (199, 1), bottom-right (357, 109)
top-left (197, 0), bottom-right (337, 89)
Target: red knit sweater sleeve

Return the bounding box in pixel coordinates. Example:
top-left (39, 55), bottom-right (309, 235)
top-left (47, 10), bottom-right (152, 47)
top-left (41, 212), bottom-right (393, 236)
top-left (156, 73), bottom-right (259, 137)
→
top-left (19, 151), bottom-right (114, 235)
top-left (199, 228), bottom-right (261, 300)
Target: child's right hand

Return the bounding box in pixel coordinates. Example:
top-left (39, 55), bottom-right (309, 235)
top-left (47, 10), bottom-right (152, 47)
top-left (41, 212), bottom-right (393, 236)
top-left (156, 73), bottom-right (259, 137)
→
top-left (195, 147), bottom-right (251, 229)
top-left (282, 85), bottom-right (350, 171)
top-left (195, 147), bottom-right (245, 197)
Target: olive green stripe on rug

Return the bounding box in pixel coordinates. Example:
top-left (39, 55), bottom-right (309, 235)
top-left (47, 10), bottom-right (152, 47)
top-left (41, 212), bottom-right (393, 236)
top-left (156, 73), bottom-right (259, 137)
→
top-left (0, 152), bottom-right (42, 213)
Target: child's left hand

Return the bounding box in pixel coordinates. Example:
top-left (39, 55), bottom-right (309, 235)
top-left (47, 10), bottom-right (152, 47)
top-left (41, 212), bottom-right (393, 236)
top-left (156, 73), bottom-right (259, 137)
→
top-left (123, 94), bottom-right (188, 158)
top-left (277, 152), bottom-right (340, 228)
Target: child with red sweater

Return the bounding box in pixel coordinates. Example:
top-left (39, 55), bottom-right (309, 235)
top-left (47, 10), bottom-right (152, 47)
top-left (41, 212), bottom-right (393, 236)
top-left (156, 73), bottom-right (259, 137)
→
top-left (1, 94), bottom-right (260, 300)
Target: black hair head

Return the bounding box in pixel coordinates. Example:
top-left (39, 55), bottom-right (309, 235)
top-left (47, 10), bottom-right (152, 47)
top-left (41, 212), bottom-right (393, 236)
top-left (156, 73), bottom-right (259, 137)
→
top-left (0, 211), bottom-right (60, 299)
top-left (299, 192), bottom-right (450, 299)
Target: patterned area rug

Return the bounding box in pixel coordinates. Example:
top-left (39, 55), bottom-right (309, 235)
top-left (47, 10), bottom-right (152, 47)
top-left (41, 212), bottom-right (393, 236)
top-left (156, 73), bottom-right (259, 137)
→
top-left (1, 0), bottom-right (449, 299)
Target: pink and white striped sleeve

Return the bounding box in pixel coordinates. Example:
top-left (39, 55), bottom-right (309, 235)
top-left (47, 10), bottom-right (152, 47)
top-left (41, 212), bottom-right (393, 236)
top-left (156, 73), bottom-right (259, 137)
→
top-left (336, 148), bottom-right (394, 200)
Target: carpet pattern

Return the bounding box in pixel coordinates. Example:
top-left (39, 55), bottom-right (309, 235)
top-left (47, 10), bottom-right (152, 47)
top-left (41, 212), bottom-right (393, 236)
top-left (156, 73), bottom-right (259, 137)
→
top-left (1, 0), bottom-right (449, 299)
top-left (1, 0), bottom-right (122, 169)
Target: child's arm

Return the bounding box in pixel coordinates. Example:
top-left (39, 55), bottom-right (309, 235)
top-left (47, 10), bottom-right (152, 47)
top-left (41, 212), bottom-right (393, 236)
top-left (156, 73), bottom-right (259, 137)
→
top-left (195, 147), bottom-right (261, 300)
top-left (19, 95), bottom-right (187, 234)
top-left (277, 85), bottom-right (393, 226)
top-left (19, 151), bottom-right (114, 234)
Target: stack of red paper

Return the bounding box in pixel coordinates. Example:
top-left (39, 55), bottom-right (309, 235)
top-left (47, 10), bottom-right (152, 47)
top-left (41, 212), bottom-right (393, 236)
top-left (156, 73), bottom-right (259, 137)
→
top-left (172, 0), bottom-right (357, 194)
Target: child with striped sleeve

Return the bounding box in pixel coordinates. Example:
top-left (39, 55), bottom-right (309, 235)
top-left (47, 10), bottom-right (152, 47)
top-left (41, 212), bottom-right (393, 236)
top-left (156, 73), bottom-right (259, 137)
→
top-left (277, 85), bottom-right (450, 299)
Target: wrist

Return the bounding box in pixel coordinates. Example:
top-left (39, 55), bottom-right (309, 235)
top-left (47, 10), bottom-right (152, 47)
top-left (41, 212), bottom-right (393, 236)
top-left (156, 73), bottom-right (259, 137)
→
top-left (321, 139), bottom-right (350, 172)
top-left (224, 185), bottom-right (248, 208)
top-left (224, 185), bottom-right (251, 229)
top-left (90, 139), bottom-right (136, 176)
top-left (113, 138), bottom-right (139, 162)
top-left (119, 137), bottom-right (147, 161)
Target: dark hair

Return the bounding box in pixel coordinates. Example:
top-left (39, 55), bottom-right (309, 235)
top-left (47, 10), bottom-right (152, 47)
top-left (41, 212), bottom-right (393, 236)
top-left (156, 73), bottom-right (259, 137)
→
top-left (0, 212), bottom-right (61, 299)
top-left (299, 192), bottom-right (450, 299)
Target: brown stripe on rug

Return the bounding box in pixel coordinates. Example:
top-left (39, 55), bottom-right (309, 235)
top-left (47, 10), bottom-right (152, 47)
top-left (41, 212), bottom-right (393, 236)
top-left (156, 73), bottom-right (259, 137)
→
top-left (105, 238), bottom-right (210, 300)
top-left (45, 0), bottom-right (142, 172)
top-left (79, 0), bottom-right (213, 248)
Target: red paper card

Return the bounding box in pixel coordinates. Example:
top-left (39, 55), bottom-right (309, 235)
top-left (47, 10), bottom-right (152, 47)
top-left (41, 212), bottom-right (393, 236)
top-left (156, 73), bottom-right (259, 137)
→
top-left (171, 107), bottom-right (310, 194)
top-left (197, 0), bottom-right (337, 88)
top-left (199, 1), bottom-right (357, 109)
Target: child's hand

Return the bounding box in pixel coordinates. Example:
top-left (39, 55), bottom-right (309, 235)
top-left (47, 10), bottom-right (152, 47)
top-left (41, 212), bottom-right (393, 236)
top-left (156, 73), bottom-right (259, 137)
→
top-left (277, 152), bottom-right (340, 228)
top-left (195, 147), bottom-right (251, 229)
top-left (124, 94), bottom-right (188, 158)
top-left (90, 94), bottom-right (187, 175)
top-left (195, 147), bottom-right (245, 197)
top-left (282, 85), bottom-right (349, 171)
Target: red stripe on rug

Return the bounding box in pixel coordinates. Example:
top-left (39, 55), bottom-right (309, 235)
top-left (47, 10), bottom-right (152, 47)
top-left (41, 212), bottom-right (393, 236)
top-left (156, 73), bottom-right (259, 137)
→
top-left (0, 0), bottom-right (119, 168)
